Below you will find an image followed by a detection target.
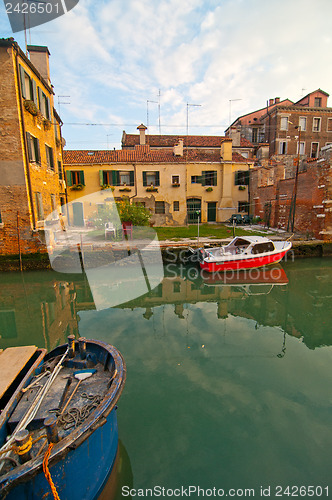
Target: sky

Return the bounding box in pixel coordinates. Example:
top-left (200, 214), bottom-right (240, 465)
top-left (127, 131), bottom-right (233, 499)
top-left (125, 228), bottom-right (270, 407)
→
top-left (1, 0), bottom-right (332, 150)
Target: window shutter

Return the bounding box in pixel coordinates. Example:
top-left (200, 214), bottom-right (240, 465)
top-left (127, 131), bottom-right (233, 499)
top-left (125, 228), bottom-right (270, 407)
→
top-left (32, 80), bottom-right (38, 106)
top-left (201, 171), bottom-right (206, 186)
top-left (19, 65), bottom-right (26, 98)
top-left (38, 87), bottom-right (43, 112)
top-left (143, 171), bottom-right (147, 186)
top-left (26, 132), bottom-right (32, 161)
top-left (244, 171), bottom-right (249, 185)
top-left (79, 171), bottom-right (85, 185)
top-left (111, 170), bottom-right (119, 186)
top-left (66, 170), bottom-right (73, 187)
top-left (99, 170), bottom-right (104, 186)
top-left (46, 96), bottom-right (51, 120)
top-left (155, 171), bottom-right (160, 186)
top-left (213, 171), bottom-right (217, 186)
top-left (129, 171), bottom-right (134, 186)
top-left (49, 147), bottom-right (54, 170)
top-left (235, 171), bottom-right (239, 185)
top-left (35, 138), bottom-right (40, 164)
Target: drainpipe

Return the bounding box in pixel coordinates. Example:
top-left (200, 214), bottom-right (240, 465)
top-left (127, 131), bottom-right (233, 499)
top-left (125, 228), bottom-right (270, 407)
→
top-left (14, 47), bottom-right (36, 230)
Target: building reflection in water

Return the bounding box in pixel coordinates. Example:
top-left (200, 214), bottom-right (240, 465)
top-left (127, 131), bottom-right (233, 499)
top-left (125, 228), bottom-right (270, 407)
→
top-left (0, 259), bottom-right (332, 352)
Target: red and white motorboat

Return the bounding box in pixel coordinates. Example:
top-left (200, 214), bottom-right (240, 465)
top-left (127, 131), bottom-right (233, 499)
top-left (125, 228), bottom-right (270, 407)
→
top-left (198, 236), bottom-right (292, 272)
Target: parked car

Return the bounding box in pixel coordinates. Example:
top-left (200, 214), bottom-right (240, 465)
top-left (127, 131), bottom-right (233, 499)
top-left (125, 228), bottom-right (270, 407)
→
top-left (242, 214), bottom-right (253, 225)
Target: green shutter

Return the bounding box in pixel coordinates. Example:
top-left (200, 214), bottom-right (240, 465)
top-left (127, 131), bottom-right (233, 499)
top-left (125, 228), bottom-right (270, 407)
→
top-left (26, 132), bottom-right (32, 161)
top-left (213, 171), bottom-right (217, 186)
top-left (111, 170), bottom-right (120, 186)
top-left (143, 171), bottom-right (147, 186)
top-left (66, 170), bottom-right (73, 187)
top-left (201, 171), bottom-right (206, 186)
top-left (19, 65), bottom-right (26, 98)
top-left (32, 80), bottom-right (38, 106)
top-left (235, 171), bottom-right (239, 185)
top-left (244, 170), bottom-right (249, 185)
top-left (38, 87), bottom-right (43, 112)
top-left (46, 96), bottom-right (51, 120)
top-left (155, 171), bottom-right (160, 186)
top-left (35, 138), bottom-right (40, 164)
top-left (129, 171), bottom-right (134, 186)
top-left (79, 171), bottom-right (85, 185)
top-left (99, 170), bottom-right (104, 186)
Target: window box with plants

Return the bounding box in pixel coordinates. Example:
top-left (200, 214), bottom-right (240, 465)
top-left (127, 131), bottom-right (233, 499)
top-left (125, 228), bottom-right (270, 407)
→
top-left (146, 185), bottom-right (158, 192)
top-left (119, 184), bottom-right (131, 192)
top-left (23, 99), bottom-right (38, 116)
top-left (70, 184), bottom-right (85, 191)
top-left (238, 185), bottom-right (246, 191)
top-left (206, 186), bottom-right (213, 192)
top-left (100, 184), bottom-right (115, 191)
top-left (172, 182), bottom-right (180, 187)
top-left (43, 118), bottom-right (52, 131)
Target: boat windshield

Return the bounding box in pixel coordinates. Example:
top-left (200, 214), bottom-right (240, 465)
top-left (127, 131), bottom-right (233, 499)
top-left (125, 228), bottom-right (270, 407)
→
top-left (251, 241), bottom-right (275, 254)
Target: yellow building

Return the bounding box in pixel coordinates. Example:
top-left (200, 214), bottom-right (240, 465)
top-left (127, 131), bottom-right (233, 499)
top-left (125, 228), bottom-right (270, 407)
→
top-left (63, 134), bottom-right (253, 226)
top-left (0, 39), bottom-right (65, 255)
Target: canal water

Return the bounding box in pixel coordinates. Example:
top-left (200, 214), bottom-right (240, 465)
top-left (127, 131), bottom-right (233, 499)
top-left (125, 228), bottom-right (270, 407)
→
top-left (0, 258), bottom-right (331, 499)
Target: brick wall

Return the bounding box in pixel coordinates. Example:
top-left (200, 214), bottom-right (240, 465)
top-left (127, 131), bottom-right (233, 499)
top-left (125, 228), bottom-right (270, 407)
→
top-left (251, 160), bottom-right (332, 239)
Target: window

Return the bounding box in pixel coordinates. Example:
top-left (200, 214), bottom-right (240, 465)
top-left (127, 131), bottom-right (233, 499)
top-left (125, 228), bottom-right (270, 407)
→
top-left (66, 170), bottom-right (85, 186)
top-left (38, 88), bottom-right (51, 119)
top-left (251, 242), bottom-right (275, 254)
top-left (172, 175), bottom-right (180, 185)
top-left (278, 141), bottom-right (287, 154)
top-left (26, 132), bottom-right (40, 163)
top-left (191, 175), bottom-right (202, 184)
top-left (238, 201), bottom-right (249, 213)
top-left (50, 194), bottom-right (57, 219)
top-left (202, 171), bottom-right (217, 186)
top-left (280, 117), bottom-right (288, 130)
top-left (299, 117), bottom-right (307, 131)
top-left (143, 171), bottom-right (160, 187)
top-left (101, 170), bottom-right (134, 186)
top-left (328, 119), bottom-right (332, 132)
top-left (35, 192), bottom-right (44, 220)
top-left (234, 170), bottom-right (249, 185)
top-left (0, 210), bottom-right (2, 224)
top-left (173, 201), bottom-right (179, 212)
top-left (313, 118), bottom-right (321, 132)
top-left (252, 128), bottom-right (258, 143)
top-left (297, 142), bottom-right (305, 155)
top-left (311, 143), bottom-right (319, 158)
top-left (155, 201), bottom-right (165, 214)
top-left (60, 196), bottom-right (66, 215)
top-left (45, 145), bottom-right (54, 171)
top-left (314, 97), bottom-right (322, 107)
top-left (19, 65), bottom-right (37, 105)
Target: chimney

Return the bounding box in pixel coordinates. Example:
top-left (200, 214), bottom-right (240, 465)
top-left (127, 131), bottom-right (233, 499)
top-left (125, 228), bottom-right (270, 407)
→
top-left (173, 139), bottom-right (184, 156)
top-left (137, 124), bottom-right (147, 145)
top-left (27, 45), bottom-right (51, 86)
top-left (220, 139), bottom-right (232, 161)
top-left (269, 98), bottom-right (274, 106)
top-left (275, 97), bottom-right (280, 104)
top-left (229, 126), bottom-right (241, 147)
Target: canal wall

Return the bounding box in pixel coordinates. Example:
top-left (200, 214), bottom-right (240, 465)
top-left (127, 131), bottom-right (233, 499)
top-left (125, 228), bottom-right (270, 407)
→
top-left (1, 240), bottom-right (332, 272)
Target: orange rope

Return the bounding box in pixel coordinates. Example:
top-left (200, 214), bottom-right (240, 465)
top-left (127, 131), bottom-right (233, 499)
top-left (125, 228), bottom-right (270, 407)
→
top-left (42, 443), bottom-right (60, 500)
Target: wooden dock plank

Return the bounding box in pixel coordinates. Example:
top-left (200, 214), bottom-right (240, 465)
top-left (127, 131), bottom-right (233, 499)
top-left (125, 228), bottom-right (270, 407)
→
top-left (0, 346), bottom-right (38, 399)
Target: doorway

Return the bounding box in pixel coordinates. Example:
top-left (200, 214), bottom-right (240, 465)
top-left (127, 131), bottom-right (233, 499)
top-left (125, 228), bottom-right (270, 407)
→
top-left (207, 202), bottom-right (217, 222)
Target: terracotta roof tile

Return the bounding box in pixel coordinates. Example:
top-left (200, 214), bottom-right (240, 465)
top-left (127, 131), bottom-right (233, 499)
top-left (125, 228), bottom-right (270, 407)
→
top-left (63, 147), bottom-right (250, 165)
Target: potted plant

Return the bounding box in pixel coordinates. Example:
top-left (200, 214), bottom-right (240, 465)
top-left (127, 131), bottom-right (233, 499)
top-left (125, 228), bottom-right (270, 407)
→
top-left (119, 183), bottom-right (131, 192)
top-left (23, 100), bottom-right (38, 116)
top-left (146, 183), bottom-right (158, 192)
top-left (238, 185), bottom-right (246, 191)
top-left (70, 184), bottom-right (84, 191)
top-left (206, 186), bottom-right (213, 192)
top-left (101, 184), bottom-right (115, 191)
top-left (43, 118), bottom-right (52, 131)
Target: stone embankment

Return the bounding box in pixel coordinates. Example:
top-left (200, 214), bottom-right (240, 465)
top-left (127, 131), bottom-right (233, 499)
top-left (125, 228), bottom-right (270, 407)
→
top-left (0, 237), bottom-right (332, 272)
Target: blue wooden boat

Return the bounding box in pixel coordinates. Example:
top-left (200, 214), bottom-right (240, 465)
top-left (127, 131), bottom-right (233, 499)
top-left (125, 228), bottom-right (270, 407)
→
top-left (0, 338), bottom-right (126, 499)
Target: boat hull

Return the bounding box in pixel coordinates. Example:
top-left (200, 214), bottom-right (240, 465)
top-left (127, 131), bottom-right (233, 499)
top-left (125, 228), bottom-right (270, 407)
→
top-left (0, 340), bottom-right (126, 500)
top-left (199, 249), bottom-right (288, 272)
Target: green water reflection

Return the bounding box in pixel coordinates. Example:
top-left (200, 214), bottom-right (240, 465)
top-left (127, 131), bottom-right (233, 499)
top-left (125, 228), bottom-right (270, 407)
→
top-left (0, 258), bottom-right (332, 498)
